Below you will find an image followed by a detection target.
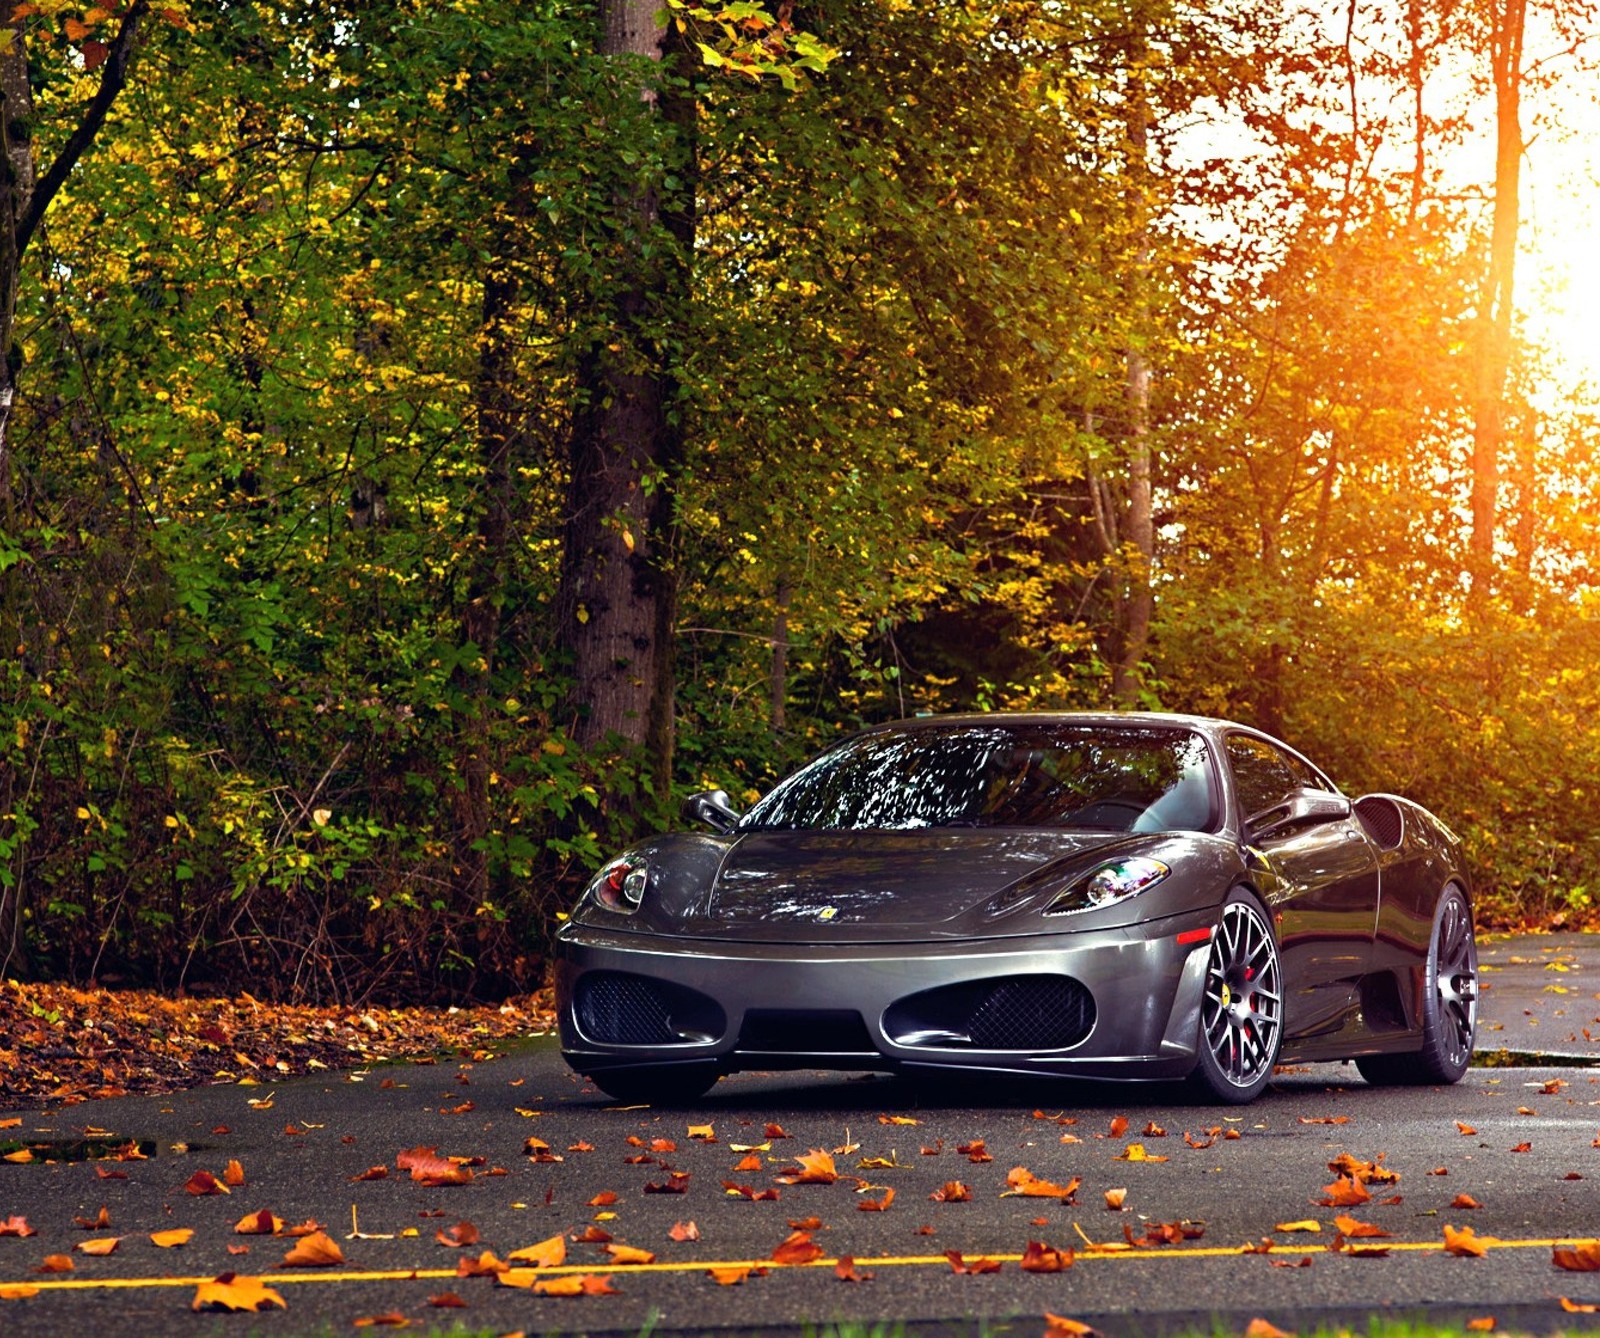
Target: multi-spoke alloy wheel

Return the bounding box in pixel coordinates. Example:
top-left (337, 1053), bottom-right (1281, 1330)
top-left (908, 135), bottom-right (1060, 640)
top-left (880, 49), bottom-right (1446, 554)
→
top-left (1192, 892), bottom-right (1283, 1103)
top-left (1358, 885), bottom-right (1477, 1087)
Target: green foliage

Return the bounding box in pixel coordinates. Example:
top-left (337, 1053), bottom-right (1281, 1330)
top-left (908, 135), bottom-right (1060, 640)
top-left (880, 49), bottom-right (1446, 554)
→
top-left (0, 0), bottom-right (1595, 1000)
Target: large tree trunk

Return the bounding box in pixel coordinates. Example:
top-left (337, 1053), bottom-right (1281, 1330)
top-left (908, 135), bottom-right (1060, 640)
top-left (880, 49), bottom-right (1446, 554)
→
top-left (1469, 0), bottom-right (1525, 605)
top-left (557, 0), bottom-right (690, 798)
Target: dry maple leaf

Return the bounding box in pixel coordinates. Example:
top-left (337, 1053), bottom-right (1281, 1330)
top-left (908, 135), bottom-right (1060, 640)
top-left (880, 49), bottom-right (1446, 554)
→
top-left (1331, 1215), bottom-right (1389, 1239)
top-left (1183, 1131), bottom-right (1215, 1150)
top-left (0, 1285), bottom-right (41, 1299)
top-left (1020, 1240), bottom-right (1075, 1273)
top-left (1044, 1313), bottom-right (1099, 1337)
top-left (350, 1166), bottom-right (388, 1182)
top-left (1298, 1115), bottom-right (1351, 1126)
top-left (1466, 1318), bottom-right (1494, 1332)
top-left (709, 1265), bottom-right (762, 1285)
top-left (957, 1139), bottom-right (993, 1163)
top-left (151, 1229), bottom-right (194, 1248)
top-left (352, 1313), bottom-right (409, 1328)
top-left (1456, 1121), bottom-right (1477, 1136)
top-left (282, 1230), bottom-right (344, 1267)
top-left (1451, 1194), bottom-right (1483, 1210)
top-left (1510, 1141), bottom-right (1532, 1153)
top-left (1108, 1116), bottom-right (1129, 1138)
top-left (1243, 1319), bottom-right (1294, 1338)
top-left (36, 1254), bottom-right (73, 1274)
top-left (223, 1158), bottom-right (246, 1187)
top-left (776, 1149), bottom-right (838, 1185)
top-left (1560, 1297), bottom-right (1600, 1312)
top-left (858, 1188), bottom-right (894, 1212)
top-left (788, 1216), bottom-right (823, 1230)
top-left (589, 1190), bottom-right (619, 1207)
top-left (880, 1114), bottom-right (920, 1126)
top-left (1326, 1154), bottom-right (1399, 1185)
top-left (1105, 1188), bottom-right (1128, 1210)
top-left (1270, 1257), bottom-right (1313, 1270)
top-left (1318, 1176), bottom-right (1371, 1208)
top-left (191, 1274), bottom-right (287, 1313)
top-left (1552, 1242), bottom-right (1600, 1272)
top-left (184, 1170), bottom-right (231, 1196)
top-left (688, 1123), bottom-right (715, 1141)
top-left (436, 1222), bottom-right (480, 1248)
top-left (835, 1255), bottom-right (874, 1282)
top-left (733, 1153), bottom-right (763, 1173)
top-left (721, 1180), bottom-right (780, 1201)
top-left (508, 1234), bottom-right (566, 1267)
top-left (76, 1237), bottom-right (121, 1256)
top-left (234, 1209), bottom-right (282, 1235)
top-left (534, 1273), bottom-right (619, 1296)
top-left (572, 1226), bottom-right (612, 1244)
top-left (604, 1243), bottom-right (656, 1266)
top-left (1116, 1143), bottom-right (1168, 1163)
top-left (1274, 1220), bottom-right (1321, 1234)
top-left (1443, 1224), bottom-right (1490, 1258)
top-left (668, 1220), bottom-right (699, 1242)
top-left (945, 1249), bottom-right (1002, 1275)
top-left (1003, 1167), bottom-right (1081, 1201)
top-left (455, 1250), bottom-right (508, 1277)
top-left (74, 1206), bottom-right (112, 1230)
top-left (765, 1123), bottom-right (791, 1139)
top-left (427, 1292), bottom-right (467, 1308)
top-left (772, 1230), bottom-right (825, 1266)
top-left (645, 1171), bottom-right (691, 1195)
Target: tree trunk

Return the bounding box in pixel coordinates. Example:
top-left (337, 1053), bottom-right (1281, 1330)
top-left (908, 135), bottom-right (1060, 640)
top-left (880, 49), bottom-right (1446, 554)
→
top-left (770, 580), bottom-right (791, 735)
top-left (557, 0), bottom-right (691, 799)
top-left (1469, 0), bottom-right (1525, 605)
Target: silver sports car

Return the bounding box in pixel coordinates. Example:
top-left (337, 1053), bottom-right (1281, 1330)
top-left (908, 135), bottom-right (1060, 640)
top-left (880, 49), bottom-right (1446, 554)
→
top-left (554, 713), bottom-right (1478, 1104)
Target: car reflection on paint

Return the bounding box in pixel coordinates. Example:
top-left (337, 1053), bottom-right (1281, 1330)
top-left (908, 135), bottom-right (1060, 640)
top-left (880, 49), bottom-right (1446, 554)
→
top-left (555, 712), bottom-right (1478, 1105)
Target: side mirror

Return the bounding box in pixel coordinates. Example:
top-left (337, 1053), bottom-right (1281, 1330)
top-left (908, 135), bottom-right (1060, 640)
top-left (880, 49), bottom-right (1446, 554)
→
top-left (683, 788), bottom-right (740, 834)
top-left (1248, 788), bottom-right (1352, 842)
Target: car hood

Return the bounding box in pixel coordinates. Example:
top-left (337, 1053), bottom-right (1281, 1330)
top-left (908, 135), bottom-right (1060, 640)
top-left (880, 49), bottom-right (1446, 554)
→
top-left (661, 828), bottom-right (1130, 943)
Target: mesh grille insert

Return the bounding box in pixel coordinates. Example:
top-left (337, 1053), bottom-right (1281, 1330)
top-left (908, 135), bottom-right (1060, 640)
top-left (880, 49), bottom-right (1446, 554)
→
top-left (883, 974), bottom-right (1096, 1052)
top-left (966, 977), bottom-right (1095, 1050)
top-left (570, 972), bottom-right (731, 1047)
top-left (1355, 796), bottom-right (1405, 851)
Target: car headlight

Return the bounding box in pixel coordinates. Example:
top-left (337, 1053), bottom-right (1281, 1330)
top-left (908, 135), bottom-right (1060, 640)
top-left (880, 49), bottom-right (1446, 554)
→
top-left (1044, 856), bottom-right (1170, 916)
top-left (587, 855), bottom-right (649, 913)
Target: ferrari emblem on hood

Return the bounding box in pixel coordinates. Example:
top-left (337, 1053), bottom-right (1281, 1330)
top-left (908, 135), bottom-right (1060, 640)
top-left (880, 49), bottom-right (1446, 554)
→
top-left (816, 906), bottom-right (839, 921)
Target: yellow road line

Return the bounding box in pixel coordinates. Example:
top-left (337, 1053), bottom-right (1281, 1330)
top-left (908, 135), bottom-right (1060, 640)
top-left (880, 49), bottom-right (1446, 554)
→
top-left (3, 1236), bottom-right (1596, 1293)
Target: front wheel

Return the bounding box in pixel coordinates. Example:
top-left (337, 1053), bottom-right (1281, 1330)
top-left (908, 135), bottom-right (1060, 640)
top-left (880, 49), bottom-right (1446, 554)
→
top-left (588, 1064), bottom-right (719, 1105)
top-left (1190, 890), bottom-right (1284, 1104)
top-left (1356, 885), bottom-right (1476, 1087)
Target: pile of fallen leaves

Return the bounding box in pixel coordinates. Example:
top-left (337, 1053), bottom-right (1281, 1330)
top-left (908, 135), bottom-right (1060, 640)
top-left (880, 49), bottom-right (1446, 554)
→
top-left (0, 978), bottom-right (555, 1105)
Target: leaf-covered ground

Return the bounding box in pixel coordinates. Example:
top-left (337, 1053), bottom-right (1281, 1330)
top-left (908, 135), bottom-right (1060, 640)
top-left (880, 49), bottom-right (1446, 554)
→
top-left (0, 978), bottom-right (556, 1106)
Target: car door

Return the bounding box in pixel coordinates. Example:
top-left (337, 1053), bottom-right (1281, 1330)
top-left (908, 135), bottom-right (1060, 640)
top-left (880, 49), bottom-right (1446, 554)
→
top-left (1225, 733), bottom-right (1379, 1042)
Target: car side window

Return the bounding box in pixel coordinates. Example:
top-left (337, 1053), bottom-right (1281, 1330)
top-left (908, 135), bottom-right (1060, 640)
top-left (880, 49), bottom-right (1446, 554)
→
top-left (1226, 734), bottom-right (1314, 819)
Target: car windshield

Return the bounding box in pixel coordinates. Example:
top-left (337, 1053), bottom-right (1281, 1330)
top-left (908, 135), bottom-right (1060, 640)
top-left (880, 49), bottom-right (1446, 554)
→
top-left (739, 722), bottom-right (1217, 833)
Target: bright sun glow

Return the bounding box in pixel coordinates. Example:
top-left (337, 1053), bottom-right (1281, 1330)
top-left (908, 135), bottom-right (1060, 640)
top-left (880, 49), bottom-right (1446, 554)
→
top-left (1522, 128), bottom-right (1600, 401)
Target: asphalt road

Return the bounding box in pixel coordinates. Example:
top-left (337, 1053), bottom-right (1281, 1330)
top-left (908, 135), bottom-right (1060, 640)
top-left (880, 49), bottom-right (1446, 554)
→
top-left (0, 936), bottom-right (1597, 1337)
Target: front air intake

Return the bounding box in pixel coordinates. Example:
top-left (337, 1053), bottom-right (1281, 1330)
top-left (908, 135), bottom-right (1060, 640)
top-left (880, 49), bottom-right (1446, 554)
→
top-left (884, 975), bottom-right (1096, 1051)
top-left (573, 972), bottom-right (725, 1047)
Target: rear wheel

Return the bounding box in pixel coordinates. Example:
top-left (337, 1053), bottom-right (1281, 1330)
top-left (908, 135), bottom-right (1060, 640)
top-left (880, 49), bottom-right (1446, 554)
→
top-left (1356, 885), bottom-right (1476, 1086)
top-left (588, 1064), bottom-right (719, 1105)
top-left (1190, 890), bottom-right (1283, 1104)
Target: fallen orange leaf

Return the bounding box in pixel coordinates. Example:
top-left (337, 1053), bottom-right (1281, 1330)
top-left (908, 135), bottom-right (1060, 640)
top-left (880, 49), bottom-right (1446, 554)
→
top-left (1443, 1224), bottom-right (1489, 1258)
top-left (772, 1230), bottom-right (825, 1266)
top-left (281, 1231), bottom-right (344, 1267)
top-left (1003, 1167), bottom-right (1081, 1201)
top-left (709, 1264), bottom-right (763, 1285)
top-left (151, 1229), bottom-right (194, 1248)
top-left (1104, 1188), bottom-right (1128, 1210)
top-left (945, 1249), bottom-right (1002, 1275)
top-left (858, 1188), bottom-right (894, 1212)
top-left (184, 1170), bottom-right (230, 1196)
top-left (1560, 1297), bottom-right (1600, 1312)
top-left (0, 1285), bottom-right (41, 1299)
top-left (233, 1209), bottom-right (282, 1235)
top-left (1466, 1319), bottom-right (1494, 1332)
top-left (734, 1153), bottom-right (763, 1172)
top-left (1243, 1320), bottom-right (1294, 1338)
top-left (1044, 1314), bottom-right (1098, 1336)
top-left (604, 1243), bottom-right (656, 1266)
top-left (455, 1250), bottom-right (508, 1277)
top-left (0, 1217), bottom-right (36, 1238)
top-left (191, 1274), bottom-right (287, 1313)
top-left (352, 1313), bottom-right (409, 1328)
top-left (1317, 1176), bottom-right (1370, 1208)
top-left (776, 1149), bottom-right (838, 1185)
top-left (1331, 1216), bottom-right (1389, 1239)
top-left (36, 1254), bottom-right (73, 1274)
top-left (1552, 1242), bottom-right (1600, 1272)
top-left (436, 1222), bottom-right (480, 1248)
top-left (533, 1273), bottom-right (618, 1296)
top-left (931, 1181), bottom-right (972, 1203)
top-left (428, 1292), bottom-right (468, 1308)
top-left (1109, 1116), bottom-right (1129, 1138)
top-left (669, 1220), bottom-right (699, 1242)
top-left (1452, 1194), bottom-right (1483, 1210)
top-left (836, 1256), bottom-right (874, 1282)
top-left (76, 1237), bottom-right (121, 1256)
top-left (508, 1234), bottom-right (565, 1267)
top-left (223, 1159), bottom-right (246, 1187)
top-left (1020, 1240), bottom-right (1074, 1273)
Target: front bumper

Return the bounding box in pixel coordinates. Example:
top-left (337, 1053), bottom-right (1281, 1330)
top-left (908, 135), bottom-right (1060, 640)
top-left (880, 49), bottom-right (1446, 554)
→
top-left (555, 912), bottom-right (1215, 1084)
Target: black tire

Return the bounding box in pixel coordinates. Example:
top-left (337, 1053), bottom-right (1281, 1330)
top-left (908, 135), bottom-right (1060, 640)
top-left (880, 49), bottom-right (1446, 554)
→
top-left (1356, 885), bottom-right (1476, 1087)
top-left (1190, 890), bottom-right (1284, 1104)
top-left (588, 1064), bottom-right (719, 1105)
